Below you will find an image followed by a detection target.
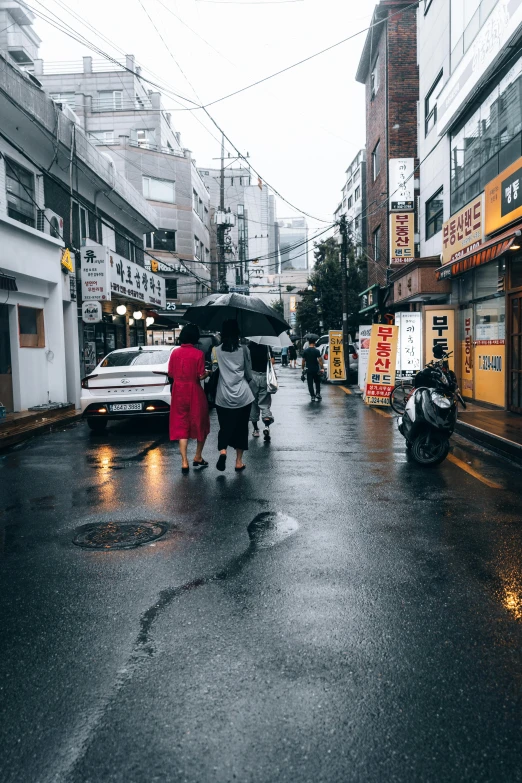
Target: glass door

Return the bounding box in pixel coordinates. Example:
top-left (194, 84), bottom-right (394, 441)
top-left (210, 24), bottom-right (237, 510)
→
top-left (509, 292), bottom-right (522, 413)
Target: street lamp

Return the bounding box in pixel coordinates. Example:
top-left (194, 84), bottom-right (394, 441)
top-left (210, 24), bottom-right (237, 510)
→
top-left (116, 304), bottom-right (127, 316)
top-left (133, 311), bottom-right (143, 320)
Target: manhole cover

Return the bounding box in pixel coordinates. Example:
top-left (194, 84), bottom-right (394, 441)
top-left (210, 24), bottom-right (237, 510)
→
top-left (73, 521), bottom-right (168, 550)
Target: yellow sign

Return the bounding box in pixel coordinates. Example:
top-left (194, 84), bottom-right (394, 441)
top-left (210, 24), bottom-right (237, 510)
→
top-left (474, 344), bottom-right (505, 407)
top-left (150, 258), bottom-right (159, 273)
top-left (485, 155), bottom-right (522, 235)
top-left (390, 212), bottom-right (414, 264)
top-left (424, 308), bottom-right (455, 371)
top-left (364, 324), bottom-right (398, 405)
top-left (61, 248), bottom-right (73, 273)
top-left (442, 194), bottom-right (484, 266)
top-left (460, 308), bottom-right (473, 397)
top-left (328, 330), bottom-right (346, 382)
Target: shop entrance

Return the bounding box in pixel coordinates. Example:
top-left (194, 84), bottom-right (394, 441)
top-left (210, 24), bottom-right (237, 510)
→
top-left (0, 305), bottom-right (13, 412)
top-left (509, 291), bottom-right (522, 413)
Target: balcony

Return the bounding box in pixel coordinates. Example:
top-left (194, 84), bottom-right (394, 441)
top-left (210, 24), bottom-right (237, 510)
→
top-left (6, 30), bottom-right (38, 65)
top-left (127, 139), bottom-right (184, 157)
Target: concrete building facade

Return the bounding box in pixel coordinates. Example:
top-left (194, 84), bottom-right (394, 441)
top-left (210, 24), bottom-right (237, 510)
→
top-left (333, 149), bottom-right (367, 260)
top-left (35, 55), bottom-right (211, 317)
top-left (278, 218), bottom-right (308, 271)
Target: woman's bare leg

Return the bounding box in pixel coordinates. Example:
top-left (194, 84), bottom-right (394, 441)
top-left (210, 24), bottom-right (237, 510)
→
top-left (235, 448), bottom-right (244, 469)
top-left (194, 438), bottom-right (206, 462)
top-left (179, 439), bottom-right (189, 469)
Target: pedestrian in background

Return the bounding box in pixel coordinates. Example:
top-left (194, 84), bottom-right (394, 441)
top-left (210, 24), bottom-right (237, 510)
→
top-left (168, 324), bottom-right (210, 474)
top-left (302, 337), bottom-right (324, 401)
top-left (281, 345), bottom-right (289, 367)
top-left (248, 340), bottom-right (275, 441)
top-left (288, 342), bottom-right (297, 368)
top-left (215, 320), bottom-right (254, 472)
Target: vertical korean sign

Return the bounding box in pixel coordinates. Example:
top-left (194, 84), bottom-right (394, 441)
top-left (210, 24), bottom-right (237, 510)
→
top-left (358, 325), bottom-right (372, 392)
top-left (390, 212), bottom-right (415, 263)
top-left (424, 308), bottom-right (455, 371)
top-left (460, 308), bottom-right (473, 397)
top-left (328, 330), bottom-right (346, 382)
top-left (397, 312), bottom-right (422, 377)
top-left (389, 159), bottom-right (415, 210)
top-left (364, 324), bottom-right (399, 405)
top-left (81, 246), bottom-right (110, 301)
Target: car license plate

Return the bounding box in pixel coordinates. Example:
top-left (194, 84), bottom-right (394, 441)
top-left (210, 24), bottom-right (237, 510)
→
top-left (109, 403), bottom-right (143, 412)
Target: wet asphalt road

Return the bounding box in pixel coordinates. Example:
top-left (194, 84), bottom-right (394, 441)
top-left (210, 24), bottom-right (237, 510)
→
top-left (2, 371), bottom-right (522, 782)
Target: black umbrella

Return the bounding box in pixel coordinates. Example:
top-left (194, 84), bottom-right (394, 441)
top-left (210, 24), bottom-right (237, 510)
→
top-left (184, 293), bottom-right (290, 337)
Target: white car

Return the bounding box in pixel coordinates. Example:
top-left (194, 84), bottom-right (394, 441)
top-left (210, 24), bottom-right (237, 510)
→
top-left (81, 346), bottom-right (176, 431)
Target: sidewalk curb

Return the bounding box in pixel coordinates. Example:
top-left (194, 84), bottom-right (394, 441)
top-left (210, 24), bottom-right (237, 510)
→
top-left (0, 411), bottom-right (82, 451)
top-left (455, 420), bottom-right (522, 466)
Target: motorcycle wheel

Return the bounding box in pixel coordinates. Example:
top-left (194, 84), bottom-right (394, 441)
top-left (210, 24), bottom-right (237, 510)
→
top-left (411, 431), bottom-right (449, 466)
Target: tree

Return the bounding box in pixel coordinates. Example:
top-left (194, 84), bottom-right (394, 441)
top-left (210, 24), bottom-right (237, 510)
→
top-left (270, 299), bottom-right (284, 316)
top-left (296, 235), bottom-right (367, 338)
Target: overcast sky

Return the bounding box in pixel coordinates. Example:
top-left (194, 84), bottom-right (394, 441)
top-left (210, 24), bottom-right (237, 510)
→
top-left (34, 0), bottom-right (377, 235)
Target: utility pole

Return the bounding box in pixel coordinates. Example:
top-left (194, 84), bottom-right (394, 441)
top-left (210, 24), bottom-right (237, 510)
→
top-left (217, 133), bottom-right (227, 293)
top-left (339, 215), bottom-right (351, 380)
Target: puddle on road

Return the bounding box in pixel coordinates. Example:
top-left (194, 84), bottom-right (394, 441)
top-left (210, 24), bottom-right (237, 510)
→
top-left (247, 511), bottom-right (300, 548)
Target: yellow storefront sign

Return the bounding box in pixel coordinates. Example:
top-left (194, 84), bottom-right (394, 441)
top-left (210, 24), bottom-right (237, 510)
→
top-left (485, 155), bottom-right (522, 235)
top-left (474, 344), bottom-right (505, 407)
top-left (328, 330), bottom-right (346, 382)
top-left (460, 308), bottom-right (473, 398)
top-left (389, 212), bottom-right (414, 264)
top-left (442, 194), bottom-right (484, 266)
top-left (424, 307), bottom-right (455, 371)
top-left (364, 324), bottom-right (398, 405)
top-left (61, 248), bottom-right (74, 273)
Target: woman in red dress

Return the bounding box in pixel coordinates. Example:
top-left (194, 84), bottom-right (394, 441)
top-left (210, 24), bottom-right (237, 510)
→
top-left (167, 324), bottom-right (210, 473)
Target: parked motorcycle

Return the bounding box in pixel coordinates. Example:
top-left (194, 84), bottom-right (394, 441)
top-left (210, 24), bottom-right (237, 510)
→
top-left (397, 345), bottom-right (466, 466)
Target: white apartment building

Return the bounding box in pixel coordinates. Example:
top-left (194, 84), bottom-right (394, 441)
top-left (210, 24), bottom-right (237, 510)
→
top-left (0, 0), bottom-right (40, 71)
top-left (35, 55), bottom-right (211, 317)
top-left (333, 149), bottom-right (367, 259)
top-left (278, 218), bottom-right (308, 271)
top-left (418, 0), bottom-right (522, 413)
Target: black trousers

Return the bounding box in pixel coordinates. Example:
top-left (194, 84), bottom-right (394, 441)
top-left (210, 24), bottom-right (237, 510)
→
top-left (216, 403), bottom-right (252, 451)
top-left (307, 370), bottom-right (321, 397)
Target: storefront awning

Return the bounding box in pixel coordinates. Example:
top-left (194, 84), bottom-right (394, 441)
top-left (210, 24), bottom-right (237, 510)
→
top-left (436, 227), bottom-right (521, 281)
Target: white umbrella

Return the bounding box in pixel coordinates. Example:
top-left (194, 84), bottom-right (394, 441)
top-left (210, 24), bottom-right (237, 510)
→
top-left (248, 332), bottom-right (293, 347)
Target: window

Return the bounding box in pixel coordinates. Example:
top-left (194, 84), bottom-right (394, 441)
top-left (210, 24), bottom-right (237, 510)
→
top-left (115, 233), bottom-right (135, 262)
top-left (98, 90), bottom-right (123, 110)
top-left (136, 129), bottom-right (155, 147)
top-left (425, 71), bottom-right (443, 135)
top-left (165, 279), bottom-right (178, 299)
top-left (89, 130), bottom-right (114, 144)
top-left (371, 55), bottom-right (380, 98)
top-left (372, 141), bottom-right (381, 180)
top-left (200, 241), bottom-right (204, 260)
top-left (5, 158), bottom-right (35, 227)
top-left (194, 236), bottom-right (200, 258)
top-left (18, 306), bottom-right (44, 348)
top-left (147, 230), bottom-right (176, 252)
top-left (426, 187), bottom-right (444, 239)
top-left (50, 92), bottom-right (76, 109)
top-left (373, 225), bottom-right (381, 262)
top-left (451, 0), bottom-right (494, 70)
top-left (450, 52), bottom-right (522, 213)
top-left (193, 189), bottom-right (199, 213)
top-left (347, 195), bottom-right (353, 209)
top-left (142, 176), bottom-right (175, 203)
top-left (355, 186), bottom-right (361, 201)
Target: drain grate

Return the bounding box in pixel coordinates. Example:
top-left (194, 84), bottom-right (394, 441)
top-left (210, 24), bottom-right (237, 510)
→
top-left (73, 521), bottom-right (168, 550)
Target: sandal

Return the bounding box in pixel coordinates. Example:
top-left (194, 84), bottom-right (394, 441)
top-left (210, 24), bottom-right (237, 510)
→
top-left (252, 429), bottom-right (260, 437)
top-left (235, 465), bottom-right (246, 472)
top-left (193, 459), bottom-right (209, 468)
top-left (216, 454), bottom-right (227, 471)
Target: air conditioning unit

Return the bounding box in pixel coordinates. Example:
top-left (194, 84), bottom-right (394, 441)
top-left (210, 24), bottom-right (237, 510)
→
top-left (37, 209), bottom-right (63, 239)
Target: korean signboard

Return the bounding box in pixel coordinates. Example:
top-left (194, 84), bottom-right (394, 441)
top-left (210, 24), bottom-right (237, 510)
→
top-left (81, 246), bottom-right (109, 301)
top-left (390, 212), bottom-right (415, 264)
top-left (442, 194), bottom-right (484, 266)
top-left (460, 308), bottom-right (473, 397)
top-left (358, 325), bottom-right (372, 392)
top-left (485, 156), bottom-right (522, 234)
top-left (424, 307), bottom-right (455, 371)
top-left (364, 324), bottom-right (399, 405)
top-left (328, 330), bottom-right (346, 382)
top-left (389, 158), bottom-right (415, 210)
top-left (396, 312), bottom-right (422, 376)
top-left (81, 246), bottom-right (166, 309)
top-left (82, 301), bottom-right (102, 324)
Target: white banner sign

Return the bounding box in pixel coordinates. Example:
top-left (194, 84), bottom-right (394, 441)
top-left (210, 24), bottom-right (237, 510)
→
top-left (389, 158), bottom-right (415, 211)
top-left (82, 300), bottom-right (102, 323)
top-left (397, 312), bottom-right (422, 376)
top-left (81, 246), bottom-right (109, 301)
top-left (358, 325), bottom-right (372, 392)
top-left (81, 245), bottom-right (166, 309)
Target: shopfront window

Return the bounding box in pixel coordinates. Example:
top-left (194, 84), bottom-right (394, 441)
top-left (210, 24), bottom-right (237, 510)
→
top-left (474, 262), bottom-right (499, 299)
top-left (450, 54), bottom-right (522, 214)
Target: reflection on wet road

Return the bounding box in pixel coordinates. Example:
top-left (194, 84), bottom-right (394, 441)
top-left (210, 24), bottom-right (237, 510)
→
top-left (2, 371), bottom-right (522, 782)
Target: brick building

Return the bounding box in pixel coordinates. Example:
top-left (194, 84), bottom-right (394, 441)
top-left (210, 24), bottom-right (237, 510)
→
top-left (356, 0), bottom-right (418, 297)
